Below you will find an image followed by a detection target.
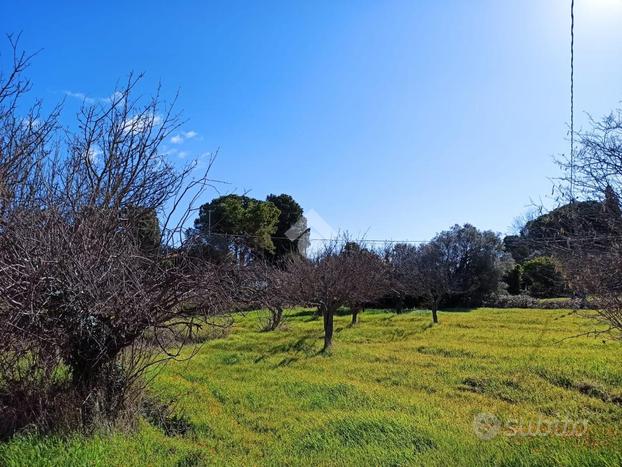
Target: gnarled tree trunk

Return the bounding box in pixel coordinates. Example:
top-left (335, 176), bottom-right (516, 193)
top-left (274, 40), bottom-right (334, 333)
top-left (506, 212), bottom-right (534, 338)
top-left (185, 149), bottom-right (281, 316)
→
top-left (267, 305), bottom-right (283, 331)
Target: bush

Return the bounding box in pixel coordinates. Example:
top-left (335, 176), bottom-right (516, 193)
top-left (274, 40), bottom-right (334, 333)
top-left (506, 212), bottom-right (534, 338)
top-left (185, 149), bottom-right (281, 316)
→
top-left (0, 46), bottom-right (230, 437)
top-left (140, 396), bottom-right (193, 437)
top-left (522, 256), bottom-right (568, 298)
top-left (483, 294), bottom-right (576, 309)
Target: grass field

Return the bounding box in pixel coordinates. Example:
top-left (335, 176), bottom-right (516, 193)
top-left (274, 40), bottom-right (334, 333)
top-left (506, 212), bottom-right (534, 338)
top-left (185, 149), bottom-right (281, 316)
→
top-left (1, 308), bottom-right (621, 466)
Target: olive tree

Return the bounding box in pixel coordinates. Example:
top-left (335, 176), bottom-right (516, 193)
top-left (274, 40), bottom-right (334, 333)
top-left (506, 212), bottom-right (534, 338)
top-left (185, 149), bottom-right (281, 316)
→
top-left (392, 225), bottom-right (512, 324)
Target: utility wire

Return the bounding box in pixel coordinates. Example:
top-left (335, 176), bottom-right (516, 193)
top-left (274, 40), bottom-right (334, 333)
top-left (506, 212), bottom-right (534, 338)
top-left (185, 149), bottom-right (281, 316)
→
top-left (570, 0), bottom-right (575, 201)
top-left (201, 231), bottom-right (622, 245)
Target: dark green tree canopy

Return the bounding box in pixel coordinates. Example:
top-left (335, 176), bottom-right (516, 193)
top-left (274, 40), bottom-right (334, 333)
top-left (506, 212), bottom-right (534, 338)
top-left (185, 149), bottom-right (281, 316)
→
top-left (505, 197), bottom-right (622, 263)
top-left (194, 194), bottom-right (280, 262)
top-left (521, 256), bottom-right (567, 298)
top-left (393, 224), bottom-right (512, 312)
top-left (432, 224), bottom-right (513, 305)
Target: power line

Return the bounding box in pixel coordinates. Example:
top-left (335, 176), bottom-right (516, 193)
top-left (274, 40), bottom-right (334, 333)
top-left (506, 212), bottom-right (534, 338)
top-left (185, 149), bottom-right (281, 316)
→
top-left (202, 231), bottom-right (429, 244)
top-left (570, 0), bottom-right (575, 201)
top-left (200, 230), bottom-right (622, 246)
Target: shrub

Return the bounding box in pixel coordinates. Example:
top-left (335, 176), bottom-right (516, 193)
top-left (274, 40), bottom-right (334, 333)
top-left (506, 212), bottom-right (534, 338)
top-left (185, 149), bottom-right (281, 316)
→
top-left (522, 256), bottom-right (567, 298)
top-left (0, 42), bottom-right (231, 437)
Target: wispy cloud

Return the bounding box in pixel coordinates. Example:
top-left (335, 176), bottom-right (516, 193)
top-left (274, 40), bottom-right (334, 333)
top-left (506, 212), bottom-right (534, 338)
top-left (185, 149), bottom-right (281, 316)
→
top-left (122, 113), bottom-right (163, 133)
top-left (170, 130), bottom-right (199, 144)
top-left (63, 90), bottom-right (124, 104)
top-left (161, 146), bottom-right (184, 159)
top-left (64, 90), bottom-right (97, 104)
top-left (87, 146), bottom-right (103, 164)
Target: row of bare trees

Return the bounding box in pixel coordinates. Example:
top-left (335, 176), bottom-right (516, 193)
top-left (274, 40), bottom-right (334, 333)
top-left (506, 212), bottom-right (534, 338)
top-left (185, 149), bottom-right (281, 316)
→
top-left (238, 225), bottom-right (512, 351)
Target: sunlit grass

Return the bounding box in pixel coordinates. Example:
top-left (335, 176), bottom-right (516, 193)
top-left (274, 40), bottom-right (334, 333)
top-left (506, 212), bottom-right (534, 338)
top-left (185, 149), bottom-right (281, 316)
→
top-left (1, 308), bottom-right (621, 466)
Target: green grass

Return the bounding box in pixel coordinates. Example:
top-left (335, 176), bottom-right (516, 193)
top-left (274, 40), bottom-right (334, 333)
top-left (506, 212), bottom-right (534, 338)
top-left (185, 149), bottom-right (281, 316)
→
top-left (1, 308), bottom-right (621, 466)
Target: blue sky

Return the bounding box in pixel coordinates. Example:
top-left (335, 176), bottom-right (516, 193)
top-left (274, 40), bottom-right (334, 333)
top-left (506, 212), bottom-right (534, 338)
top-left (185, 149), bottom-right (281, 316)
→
top-left (3, 0), bottom-right (622, 241)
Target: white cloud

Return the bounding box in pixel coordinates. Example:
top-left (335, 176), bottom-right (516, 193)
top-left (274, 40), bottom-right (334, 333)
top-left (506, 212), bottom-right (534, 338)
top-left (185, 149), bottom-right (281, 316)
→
top-left (170, 130), bottom-right (199, 144)
top-left (161, 146), bottom-right (188, 159)
top-left (21, 117), bottom-right (41, 128)
top-left (64, 90), bottom-right (125, 105)
top-left (64, 90), bottom-right (96, 104)
top-left (86, 146), bottom-right (103, 164)
top-left (122, 113), bottom-right (163, 134)
top-left (107, 91), bottom-right (124, 103)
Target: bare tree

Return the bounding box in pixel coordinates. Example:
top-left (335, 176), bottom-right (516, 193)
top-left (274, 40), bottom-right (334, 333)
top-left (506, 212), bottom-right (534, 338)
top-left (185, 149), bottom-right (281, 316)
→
top-left (392, 242), bottom-right (448, 324)
top-left (225, 260), bottom-right (293, 331)
top-left (285, 237), bottom-right (389, 352)
top-left (554, 109), bottom-right (622, 339)
top-left (0, 34), bottom-right (60, 219)
top-left (260, 263), bottom-right (298, 331)
top-left (341, 242), bottom-right (391, 325)
top-left (0, 43), bottom-right (231, 435)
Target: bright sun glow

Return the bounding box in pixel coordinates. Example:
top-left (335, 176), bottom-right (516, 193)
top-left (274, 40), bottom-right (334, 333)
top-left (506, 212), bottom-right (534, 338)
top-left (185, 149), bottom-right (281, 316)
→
top-left (580, 0), bottom-right (622, 24)
top-left (590, 0), bottom-right (622, 10)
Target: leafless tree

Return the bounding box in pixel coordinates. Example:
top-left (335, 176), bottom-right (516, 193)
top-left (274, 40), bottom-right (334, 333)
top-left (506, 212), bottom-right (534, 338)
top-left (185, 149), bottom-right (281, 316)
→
top-left (0, 41), bottom-right (231, 435)
top-left (222, 260), bottom-right (294, 331)
top-left (259, 263), bottom-right (299, 331)
top-left (391, 242), bottom-right (447, 324)
top-left (285, 237), bottom-right (389, 352)
top-left (554, 109), bottom-right (622, 339)
top-left (0, 34), bottom-right (60, 220)
top-left (341, 242), bottom-right (391, 325)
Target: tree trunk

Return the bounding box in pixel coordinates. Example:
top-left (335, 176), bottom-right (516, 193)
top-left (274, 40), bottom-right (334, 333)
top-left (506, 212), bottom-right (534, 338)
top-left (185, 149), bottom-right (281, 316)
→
top-left (69, 342), bottom-right (125, 428)
top-left (70, 359), bottom-right (105, 427)
top-left (322, 307), bottom-right (334, 352)
top-left (395, 293), bottom-right (404, 313)
top-left (431, 301), bottom-right (439, 324)
top-left (351, 306), bottom-right (362, 325)
top-left (268, 306), bottom-right (283, 331)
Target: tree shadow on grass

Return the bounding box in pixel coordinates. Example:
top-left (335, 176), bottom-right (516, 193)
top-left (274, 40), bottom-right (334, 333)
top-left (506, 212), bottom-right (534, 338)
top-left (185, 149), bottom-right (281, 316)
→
top-left (288, 308), bottom-right (316, 318)
top-left (253, 334), bottom-right (324, 365)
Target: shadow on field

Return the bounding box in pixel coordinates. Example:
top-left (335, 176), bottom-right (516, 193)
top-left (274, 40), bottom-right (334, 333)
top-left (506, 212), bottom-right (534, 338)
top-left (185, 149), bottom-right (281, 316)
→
top-left (289, 309), bottom-right (316, 318)
top-left (254, 335), bottom-right (323, 366)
